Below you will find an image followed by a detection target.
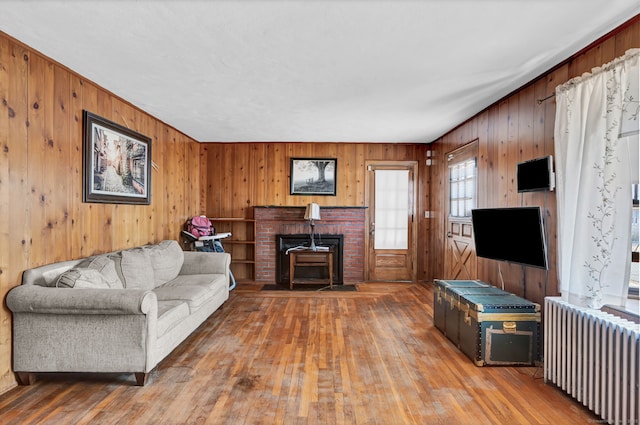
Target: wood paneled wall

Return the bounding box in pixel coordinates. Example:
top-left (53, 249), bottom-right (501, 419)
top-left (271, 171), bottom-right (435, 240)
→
top-left (0, 32), bottom-right (202, 394)
top-left (202, 143), bottom-right (429, 215)
top-left (201, 142), bottom-right (430, 277)
top-left (427, 17), bottom-right (639, 308)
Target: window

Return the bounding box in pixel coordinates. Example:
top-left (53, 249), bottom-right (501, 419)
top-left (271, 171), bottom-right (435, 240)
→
top-left (449, 158), bottom-right (476, 218)
top-left (374, 169), bottom-right (409, 250)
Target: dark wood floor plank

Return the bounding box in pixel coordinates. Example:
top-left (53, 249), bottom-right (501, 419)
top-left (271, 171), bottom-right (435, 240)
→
top-left (0, 282), bottom-right (598, 424)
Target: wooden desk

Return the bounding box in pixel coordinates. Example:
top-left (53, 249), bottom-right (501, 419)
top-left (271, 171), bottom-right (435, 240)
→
top-left (289, 249), bottom-right (333, 289)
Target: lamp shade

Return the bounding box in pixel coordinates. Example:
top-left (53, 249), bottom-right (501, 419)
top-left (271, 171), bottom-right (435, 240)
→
top-left (304, 203), bottom-right (321, 221)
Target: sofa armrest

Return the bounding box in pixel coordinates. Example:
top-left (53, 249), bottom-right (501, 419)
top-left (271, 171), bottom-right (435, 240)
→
top-left (180, 251), bottom-right (231, 276)
top-left (6, 285), bottom-right (156, 315)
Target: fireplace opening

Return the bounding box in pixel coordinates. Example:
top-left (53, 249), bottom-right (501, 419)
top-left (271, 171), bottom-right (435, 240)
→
top-left (276, 234), bottom-right (344, 285)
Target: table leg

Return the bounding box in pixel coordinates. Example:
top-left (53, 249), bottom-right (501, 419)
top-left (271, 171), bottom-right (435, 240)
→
top-left (328, 252), bottom-right (333, 289)
top-left (289, 253), bottom-right (295, 290)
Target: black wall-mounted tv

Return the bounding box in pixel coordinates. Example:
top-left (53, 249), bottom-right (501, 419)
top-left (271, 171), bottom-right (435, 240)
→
top-left (517, 155), bottom-right (555, 192)
top-left (471, 207), bottom-right (548, 269)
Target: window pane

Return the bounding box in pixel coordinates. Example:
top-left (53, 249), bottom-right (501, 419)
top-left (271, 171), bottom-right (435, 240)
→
top-left (451, 201), bottom-right (458, 217)
top-left (451, 166), bottom-right (459, 181)
top-left (465, 199), bottom-right (474, 217)
top-left (466, 160), bottom-right (475, 179)
top-left (465, 179), bottom-right (474, 200)
top-left (449, 158), bottom-right (476, 218)
top-left (451, 181), bottom-right (459, 198)
top-left (375, 170), bottom-right (409, 249)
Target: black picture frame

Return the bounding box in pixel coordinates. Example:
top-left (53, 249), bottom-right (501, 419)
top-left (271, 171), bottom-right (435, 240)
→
top-left (83, 110), bottom-right (152, 205)
top-left (290, 157), bottom-right (337, 196)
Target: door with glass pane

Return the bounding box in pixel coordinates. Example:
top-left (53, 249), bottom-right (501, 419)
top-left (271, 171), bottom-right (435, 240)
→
top-left (365, 161), bottom-right (417, 281)
top-left (445, 142), bottom-right (478, 280)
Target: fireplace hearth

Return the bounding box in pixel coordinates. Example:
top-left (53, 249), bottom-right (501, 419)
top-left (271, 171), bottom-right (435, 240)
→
top-left (276, 234), bottom-right (344, 285)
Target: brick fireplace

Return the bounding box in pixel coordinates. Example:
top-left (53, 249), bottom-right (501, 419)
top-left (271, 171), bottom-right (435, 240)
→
top-left (276, 234), bottom-right (344, 284)
top-left (255, 206), bottom-right (366, 283)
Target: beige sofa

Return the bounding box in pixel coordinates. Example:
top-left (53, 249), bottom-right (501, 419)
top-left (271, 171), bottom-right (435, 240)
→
top-left (6, 240), bottom-right (230, 386)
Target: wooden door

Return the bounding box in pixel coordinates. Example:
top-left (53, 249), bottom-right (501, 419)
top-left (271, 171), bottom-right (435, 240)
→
top-left (365, 161), bottom-right (418, 282)
top-left (445, 219), bottom-right (477, 280)
top-left (444, 142), bottom-right (478, 280)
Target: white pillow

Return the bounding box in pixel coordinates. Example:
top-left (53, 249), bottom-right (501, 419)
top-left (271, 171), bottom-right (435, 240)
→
top-left (110, 248), bottom-right (155, 290)
top-left (144, 240), bottom-right (184, 286)
top-left (55, 268), bottom-right (111, 289)
top-left (77, 255), bottom-right (123, 289)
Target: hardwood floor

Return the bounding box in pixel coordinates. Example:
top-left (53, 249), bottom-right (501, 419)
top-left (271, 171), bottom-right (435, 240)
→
top-left (0, 283), bottom-right (597, 424)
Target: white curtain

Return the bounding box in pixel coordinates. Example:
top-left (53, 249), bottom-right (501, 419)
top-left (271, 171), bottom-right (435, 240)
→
top-left (555, 48), bottom-right (639, 309)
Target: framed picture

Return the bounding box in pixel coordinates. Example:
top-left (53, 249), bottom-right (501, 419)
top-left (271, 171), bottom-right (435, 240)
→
top-left (83, 110), bottom-right (152, 205)
top-left (290, 158), bottom-right (337, 196)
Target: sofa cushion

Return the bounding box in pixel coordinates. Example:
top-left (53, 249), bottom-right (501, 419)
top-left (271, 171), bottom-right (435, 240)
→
top-left (162, 273), bottom-right (228, 291)
top-left (77, 255), bottom-right (124, 289)
top-left (110, 248), bottom-right (155, 290)
top-left (144, 240), bottom-right (184, 287)
top-left (36, 262), bottom-right (83, 287)
top-left (157, 300), bottom-right (190, 337)
top-left (153, 286), bottom-right (211, 312)
top-left (154, 277), bottom-right (226, 313)
top-left (55, 268), bottom-right (112, 289)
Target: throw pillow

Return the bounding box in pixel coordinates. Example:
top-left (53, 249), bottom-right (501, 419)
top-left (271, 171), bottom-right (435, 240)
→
top-left (77, 255), bottom-right (124, 289)
top-left (55, 268), bottom-right (112, 289)
top-left (144, 240), bottom-right (184, 286)
top-left (110, 248), bottom-right (155, 290)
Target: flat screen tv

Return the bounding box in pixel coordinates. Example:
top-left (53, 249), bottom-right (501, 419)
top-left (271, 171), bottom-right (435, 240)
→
top-left (517, 155), bottom-right (555, 192)
top-left (471, 207), bottom-right (548, 269)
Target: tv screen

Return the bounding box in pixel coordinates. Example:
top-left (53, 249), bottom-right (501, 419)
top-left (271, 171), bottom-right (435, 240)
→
top-left (517, 155), bottom-right (555, 192)
top-left (471, 207), bottom-right (548, 269)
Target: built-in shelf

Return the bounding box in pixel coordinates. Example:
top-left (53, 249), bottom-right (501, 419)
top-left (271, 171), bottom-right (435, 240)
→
top-left (209, 216), bottom-right (256, 282)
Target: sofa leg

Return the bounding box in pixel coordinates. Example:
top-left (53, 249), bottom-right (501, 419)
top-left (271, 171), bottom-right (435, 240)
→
top-left (16, 372), bottom-right (35, 385)
top-left (134, 372), bottom-right (149, 386)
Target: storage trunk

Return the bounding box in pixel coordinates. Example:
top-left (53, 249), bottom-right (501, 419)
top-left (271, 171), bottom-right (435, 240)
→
top-left (457, 294), bottom-right (540, 366)
top-left (444, 286), bottom-right (511, 346)
top-left (433, 280), bottom-right (488, 336)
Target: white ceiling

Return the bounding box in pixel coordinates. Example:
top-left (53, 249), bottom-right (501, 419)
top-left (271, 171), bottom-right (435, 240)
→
top-left (1, 1), bottom-right (638, 143)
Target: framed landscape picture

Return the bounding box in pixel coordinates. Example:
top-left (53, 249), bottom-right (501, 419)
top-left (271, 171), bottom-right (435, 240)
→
top-left (290, 158), bottom-right (337, 196)
top-left (83, 110), bottom-right (152, 205)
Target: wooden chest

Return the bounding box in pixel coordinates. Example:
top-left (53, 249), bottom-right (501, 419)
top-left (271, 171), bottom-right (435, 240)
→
top-left (457, 293), bottom-right (540, 366)
top-left (444, 285), bottom-right (510, 346)
top-left (433, 280), bottom-right (488, 337)
top-left (433, 280), bottom-right (540, 366)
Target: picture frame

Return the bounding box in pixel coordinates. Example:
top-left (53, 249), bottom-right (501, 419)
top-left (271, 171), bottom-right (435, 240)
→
top-left (83, 110), bottom-right (152, 205)
top-left (290, 157), bottom-right (337, 196)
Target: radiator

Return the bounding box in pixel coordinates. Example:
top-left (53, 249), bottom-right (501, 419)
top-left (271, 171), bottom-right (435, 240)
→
top-left (544, 297), bottom-right (639, 425)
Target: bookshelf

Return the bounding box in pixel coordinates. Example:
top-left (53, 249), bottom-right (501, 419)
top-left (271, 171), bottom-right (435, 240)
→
top-left (209, 217), bottom-right (256, 282)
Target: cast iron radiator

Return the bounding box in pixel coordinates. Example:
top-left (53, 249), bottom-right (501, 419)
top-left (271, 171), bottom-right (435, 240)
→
top-left (544, 297), bottom-right (639, 425)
